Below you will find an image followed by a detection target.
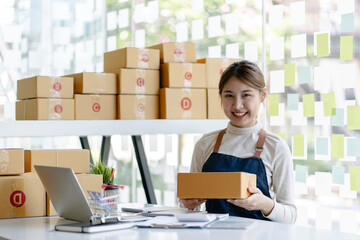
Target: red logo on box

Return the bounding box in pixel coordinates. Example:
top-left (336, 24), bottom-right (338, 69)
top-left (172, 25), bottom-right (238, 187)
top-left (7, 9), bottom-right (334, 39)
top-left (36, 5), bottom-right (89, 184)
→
top-left (92, 103), bottom-right (101, 112)
top-left (181, 97), bottom-right (192, 110)
top-left (174, 48), bottom-right (183, 56)
top-left (137, 103), bottom-right (145, 112)
top-left (54, 104), bottom-right (63, 113)
top-left (141, 54), bottom-right (149, 62)
top-left (10, 190), bottom-right (26, 207)
top-left (220, 67), bottom-right (226, 75)
top-left (137, 77), bottom-right (145, 86)
top-left (184, 72), bottom-right (192, 80)
top-left (53, 82), bottom-right (62, 91)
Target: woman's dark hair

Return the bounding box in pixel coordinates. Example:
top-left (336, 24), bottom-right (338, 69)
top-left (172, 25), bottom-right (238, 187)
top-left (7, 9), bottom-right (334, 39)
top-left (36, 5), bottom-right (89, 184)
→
top-left (219, 60), bottom-right (266, 95)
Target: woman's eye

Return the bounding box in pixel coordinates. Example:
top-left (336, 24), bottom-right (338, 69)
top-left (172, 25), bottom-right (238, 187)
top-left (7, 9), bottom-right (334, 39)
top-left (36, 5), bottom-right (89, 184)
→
top-left (243, 94), bottom-right (251, 98)
top-left (225, 94), bottom-right (233, 98)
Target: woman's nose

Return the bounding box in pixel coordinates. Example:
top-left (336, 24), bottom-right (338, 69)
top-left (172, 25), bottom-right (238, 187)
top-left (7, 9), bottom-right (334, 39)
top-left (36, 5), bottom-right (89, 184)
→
top-left (234, 98), bottom-right (244, 109)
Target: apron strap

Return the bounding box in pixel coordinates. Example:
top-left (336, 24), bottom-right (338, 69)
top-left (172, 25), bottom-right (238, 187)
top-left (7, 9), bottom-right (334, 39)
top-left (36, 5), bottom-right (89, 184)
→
top-left (213, 129), bottom-right (227, 153)
top-left (253, 128), bottom-right (266, 158)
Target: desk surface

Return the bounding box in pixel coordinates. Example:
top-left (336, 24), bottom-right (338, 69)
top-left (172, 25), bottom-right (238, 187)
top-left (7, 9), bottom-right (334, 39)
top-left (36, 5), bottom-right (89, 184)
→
top-left (0, 216), bottom-right (358, 240)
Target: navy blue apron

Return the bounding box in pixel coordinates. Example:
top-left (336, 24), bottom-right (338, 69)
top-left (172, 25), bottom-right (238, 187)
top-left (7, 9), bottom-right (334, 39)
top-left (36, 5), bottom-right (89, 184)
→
top-left (202, 128), bottom-right (271, 221)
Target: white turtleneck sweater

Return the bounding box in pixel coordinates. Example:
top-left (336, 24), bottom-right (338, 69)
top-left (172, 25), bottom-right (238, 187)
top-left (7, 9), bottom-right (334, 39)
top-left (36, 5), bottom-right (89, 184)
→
top-left (190, 121), bottom-right (297, 224)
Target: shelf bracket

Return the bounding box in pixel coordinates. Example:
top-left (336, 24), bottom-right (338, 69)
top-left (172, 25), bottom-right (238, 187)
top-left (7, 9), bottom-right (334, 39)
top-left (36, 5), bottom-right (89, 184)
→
top-left (100, 136), bottom-right (111, 164)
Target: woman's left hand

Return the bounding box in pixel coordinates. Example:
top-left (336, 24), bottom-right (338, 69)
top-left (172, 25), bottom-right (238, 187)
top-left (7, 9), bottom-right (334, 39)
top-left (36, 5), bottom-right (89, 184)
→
top-left (227, 187), bottom-right (275, 216)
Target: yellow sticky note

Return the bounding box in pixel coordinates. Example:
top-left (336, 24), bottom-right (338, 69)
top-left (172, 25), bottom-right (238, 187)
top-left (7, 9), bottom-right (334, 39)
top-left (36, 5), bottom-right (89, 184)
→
top-left (293, 134), bottom-right (304, 157)
top-left (303, 93), bottom-right (315, 117)
top-left (349, 166), bottom-right (360, 191)
top-left (317, 33), bottom-right (329, 57)
top-left (268, 94), bottom-right (279, 116)
top-left (285, 64), bottom-right (295, 86)
top-left (322, 92), bottom-right (336, 116)
top-left (331, 134), bottom-right (344, 158)
top-left (340, 36), bottom-right (353, 60)
top-left (347, 105), bottom-right (360, 130)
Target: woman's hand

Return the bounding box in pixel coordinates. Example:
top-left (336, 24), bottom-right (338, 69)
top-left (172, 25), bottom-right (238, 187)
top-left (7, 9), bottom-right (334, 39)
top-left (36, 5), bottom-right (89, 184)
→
top-left (227, 187), bottom-right (275, 216)
top-left (180, 198), bottom-right (207, 210)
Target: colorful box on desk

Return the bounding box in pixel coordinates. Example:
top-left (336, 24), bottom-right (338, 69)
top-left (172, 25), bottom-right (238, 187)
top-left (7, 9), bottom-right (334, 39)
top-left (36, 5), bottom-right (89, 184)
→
top-left (104, 47), bottom-right (160, 71)
top-left (160, 63), bottom-right (206, 88)
top-left (149, 42), bottom-right (196, 63)
top-left (117, 95), bottom-right (159, 119)
top-left (0, 149), bottom-right (24, 175)
top-left (16, 98), bottom-right (74, 120)
top-left (197, 58), bottom-right (240, 88)
top-left (0, 173), bottom-right (46, 219)
top-left (25, 149), bottom-right (90, 174)
top-left (207, 89), bottom-right (226, 119)
top-left (177, 172), bottom-right (256, 199)
top-left (107, 68), bottom-right (159, 95)
top-left (65, 72), bottom-right (117, 94)
top-left (17, 76), bottom-right (73, 100)
top-left (47, 173), bottom-right (102, 216)
top-left (74, 94), bottom-right (116, 120)
top-left (160, 88), bottom-right (206, 119)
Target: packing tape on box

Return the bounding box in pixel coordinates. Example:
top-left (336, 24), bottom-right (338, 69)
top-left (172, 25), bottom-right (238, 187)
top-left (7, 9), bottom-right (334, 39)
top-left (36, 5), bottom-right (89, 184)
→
top-left (135, 70), bottom-right (146, 94)
top-left (95, 73), bottom-right (107, 93)
top-left (183, 63), bottom-right (193, 88)
top-left (91, 95), bottom-right (102, 119)
top-left (48, 99), bottom-right (63, 120)
top-left (49, 77), bottom-right (62, 98)
top-left (174, 43), bottom-right (186, 62)
top-left (0, 150), bottom-right (10, 173)
top-left (135, 95), bottom-right (146, 119)
top-left (10, 177), bottom-right (26, 217)
top-left (138, 49), bottom-right (150, 69)
top-left (181, 88), bottom-right (192, 119)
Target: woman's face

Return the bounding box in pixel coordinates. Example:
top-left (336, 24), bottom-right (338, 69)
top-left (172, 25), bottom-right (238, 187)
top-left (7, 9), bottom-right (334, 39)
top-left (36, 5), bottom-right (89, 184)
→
top-left (221, 77), bottom-right (266, 128)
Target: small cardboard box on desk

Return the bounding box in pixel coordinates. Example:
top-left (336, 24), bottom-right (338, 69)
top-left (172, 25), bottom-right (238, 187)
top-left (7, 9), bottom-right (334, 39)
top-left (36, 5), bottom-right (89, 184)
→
top-left (0, 149), bottom-right (24, 175)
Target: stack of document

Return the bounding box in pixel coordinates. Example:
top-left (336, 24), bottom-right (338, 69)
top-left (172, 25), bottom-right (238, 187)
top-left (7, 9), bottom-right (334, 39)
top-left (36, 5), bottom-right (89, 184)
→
top-left (121, 205), bottom-right (203, 217)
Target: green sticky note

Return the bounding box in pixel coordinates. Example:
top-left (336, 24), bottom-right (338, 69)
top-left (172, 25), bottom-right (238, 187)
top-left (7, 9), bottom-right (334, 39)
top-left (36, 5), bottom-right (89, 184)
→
top-left (303, 93), bottom-right (315, 117)
top-left (349, 166), bottom-right (360, 191)
top-left (276, 133), bottom-right (286, 140)
top-left (299, 66), bottom-right (311, 84)
top-left (316, 137), bottom-right (328, 155)
top-left (347, 138), bottom-right (360, 157)
top-left (331, 134), bottom-right (344, 158)
top-left (287, 94), bottom-right (299, 110)
top-left (285, 64), bottom-right (295, 86)
top-left (332, 166), bottom-right (345, 185)
top-left (347, 105), bottom-right (360, 130)
top-left (341, 13), bottom-right (354, 33)
top-left (340, 36), bottom-right (353, 60)
top-left (317, 33), bottom-right (329, 58)
top-left (322, 92), bottom-right (336, 116)
top-left (268, 94), bottom-right (279, 116)
top-left (293, 134), bottom-right (305, 157)
top-left (331, 108), bottom-right (344, 126)
top-left (295, 165), bottom-right (307, 183)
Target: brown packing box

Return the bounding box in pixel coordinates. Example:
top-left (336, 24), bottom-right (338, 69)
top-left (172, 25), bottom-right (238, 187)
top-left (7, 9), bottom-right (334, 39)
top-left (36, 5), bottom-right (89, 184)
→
top-left (107, 68), bottom-right (160, 95)
top-left (25, 149), bottom-right (90, 174)
top-left (47, 174), bottom-right (103, 216)
top-left (177, 172), bottom-right (256, 199)
top-left (160, 88), bottom-right (206, 119)
top-left (197, 58), bottom-right (240, 88)
top-left (149, 42), bottom-right (197, 63)
top-left (16, 98), bottom-right (74, 120)
top-left (65, 72), bottom-right (117, 94)
top-left (160, 63), bottom-right (206, 88)
top-left (0, 149), bottom-right (24, 175)
top-left (17, 76), bottom-right (73, 100)
top-left (207, 89), bottom-right (226, 119)
top-left (117, 95), bottom-right (159, 120)
top-left (74, 94), bottom-right (116, 120)
top-left (0, 173), bottom-right (46, 219)
top-left (104, 47), bottom-right (160, 71)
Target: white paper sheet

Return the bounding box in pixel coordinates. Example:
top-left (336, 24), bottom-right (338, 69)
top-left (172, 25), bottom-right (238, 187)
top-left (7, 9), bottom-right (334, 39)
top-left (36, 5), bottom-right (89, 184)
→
top-left (270, 37), bottom-right (284, 60)
top-left (192, 19), bottom-right (204, 40)
top-left (118, 8), bottom-right (129, 28)
top-left (135, 29), bottom-right (145, 48)
top-left (244, 41), bottom-right (258, 61)
top-left (225, 43), bottom-right (239, 58)
top-left (269, 70), bottom-right (285, 93)
top-left (269, 4), bottom-right (283, 27)
top-left (208, 15), bottom-right (222, 38)
top-left (315, 172), bottom-right (332, 196)
top-left (290, 1), bottom-right (305, 26)
top-left (176, 22), bottom-right (188, 42)
top-left (270, 103), bottom-right (285, 126)
top-left (225, 13), bottom-right (238, 35)
top-left (291, 34), bottom-right (307, 58)
top-left (208, 45), bottom-right (221, 58)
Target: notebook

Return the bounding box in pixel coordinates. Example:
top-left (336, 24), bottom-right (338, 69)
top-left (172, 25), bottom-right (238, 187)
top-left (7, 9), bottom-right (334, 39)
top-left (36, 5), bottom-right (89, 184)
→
top-left (121, 205), bottom-right (200, 217)
top-left (55, 221), bottom-right (134, 233)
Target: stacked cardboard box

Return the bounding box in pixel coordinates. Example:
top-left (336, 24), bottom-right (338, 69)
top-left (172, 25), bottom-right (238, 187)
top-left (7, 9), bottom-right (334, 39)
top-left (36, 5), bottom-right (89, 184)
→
top-left (149, 42), bottom-right (207, 119)
top-left (64, 72), bottom-right (117, 120)
top-left (16, 76), bottom-right (74, 120)
top-left (104, 47), bottom-right (160, 119)
top-left (197, 58), bottom-right (240, 119)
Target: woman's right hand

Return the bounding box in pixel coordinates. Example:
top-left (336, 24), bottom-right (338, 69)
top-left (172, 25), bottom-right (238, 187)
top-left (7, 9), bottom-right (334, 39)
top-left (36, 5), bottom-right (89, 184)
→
top-left (180, 198), bottom-right (207, 210)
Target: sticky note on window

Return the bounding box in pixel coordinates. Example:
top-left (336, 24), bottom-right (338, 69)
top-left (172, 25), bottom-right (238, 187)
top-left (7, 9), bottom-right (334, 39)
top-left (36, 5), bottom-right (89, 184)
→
top-left (347, 105), bottom-right (360, 130)
top-left (290, 1), bottom-right (305, 26)
top-left (332, 134), bottom-right (344, 158)
top-left (296, 165), bottom-right (307, 183)
top-left (285, 64), bottom-right (295, 86)
top-left (322, 92), bottom-right (336, 116)
top-left (291, 34), bottom-right (307, 58)
top-left (269, 4), bottom-right (283, 27)
top-left (287, 93), bottom-right (299, 110)
top-left (270, 37), bottom-right (284, 60)
top-left (317, 33), bottom-right (329, 57)
top-left (268, 94), bottom-right (279, 116)
top-left (347, 138), bottom-right (360, 157)
top-left (270, 70), bottom-right (285, 93)
top-left (349, 166), bottom-right (360, 191)
top-left (341, 13), bottom-right (354, 32)
top-left (331, 108), bottom-right (344, 126)
top-left (316, 137), bottom-right (329, 156)
top-left (315, 172), bottom-right (332, 196)
top-left (332, 166), bottom-right (345, 185)
top-left (299, 66), bottom-right (311, 84)
top-left (303, 93), bottom-right (315, 117)
top-left (293, 134), bottom-right (305, 157)
top-left (340, 36), bottom-right (353, 60)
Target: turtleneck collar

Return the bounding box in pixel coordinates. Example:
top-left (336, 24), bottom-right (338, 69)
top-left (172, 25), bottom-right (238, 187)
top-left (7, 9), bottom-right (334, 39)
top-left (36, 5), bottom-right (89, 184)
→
top-left (226, 121), bottom-right (262, 135)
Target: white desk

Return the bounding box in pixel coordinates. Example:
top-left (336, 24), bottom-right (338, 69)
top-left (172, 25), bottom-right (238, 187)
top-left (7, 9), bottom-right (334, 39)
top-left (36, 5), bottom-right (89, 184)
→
top-left (0, 216), bottom-right (358, 240)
